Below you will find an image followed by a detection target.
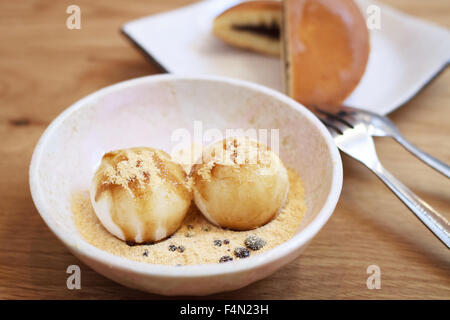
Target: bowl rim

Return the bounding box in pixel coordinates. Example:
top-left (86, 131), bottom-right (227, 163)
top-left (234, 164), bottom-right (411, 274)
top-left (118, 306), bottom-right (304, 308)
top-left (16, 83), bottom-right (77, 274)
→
top-left (29, 74), bottom-right (342, 278)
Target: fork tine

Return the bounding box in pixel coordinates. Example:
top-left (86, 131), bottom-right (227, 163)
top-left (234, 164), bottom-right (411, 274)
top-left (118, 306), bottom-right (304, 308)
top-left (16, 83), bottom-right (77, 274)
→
top-left (316, 114), bottom-right (343, 136)
top-left (315, 106), bottom-right (354, 128)
top-left (314, 106), bottom-right (354, 133)
top-left (338, 105), bottom-right (381, 123)
top-left (315, 105), bottom-right (363, 128)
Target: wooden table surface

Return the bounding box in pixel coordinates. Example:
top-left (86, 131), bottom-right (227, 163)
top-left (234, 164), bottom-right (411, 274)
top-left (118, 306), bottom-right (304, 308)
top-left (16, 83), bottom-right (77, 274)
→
top-left (1, 0), bottom-right (449, 299)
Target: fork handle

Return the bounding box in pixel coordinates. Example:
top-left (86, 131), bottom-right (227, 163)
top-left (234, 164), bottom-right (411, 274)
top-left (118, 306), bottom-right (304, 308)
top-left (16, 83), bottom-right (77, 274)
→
top-left (370, 164), bottom-right (450, 248)
top-left (394, 134), bottom-right (450, 179)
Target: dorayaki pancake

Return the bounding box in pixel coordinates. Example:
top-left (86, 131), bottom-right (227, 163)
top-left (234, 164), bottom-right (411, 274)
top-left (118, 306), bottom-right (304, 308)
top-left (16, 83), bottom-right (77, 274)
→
top-left (283, 0), bottom-right (370, 107)
top-left (213, 1), bottom-right (282, 56)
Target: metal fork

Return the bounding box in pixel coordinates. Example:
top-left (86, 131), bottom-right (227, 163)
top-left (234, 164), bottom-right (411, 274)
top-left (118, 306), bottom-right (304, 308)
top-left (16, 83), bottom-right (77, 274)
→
top-left (315, 107), bottom-right (450, 248)
top-left (329, 106), bottom-right (450, 178)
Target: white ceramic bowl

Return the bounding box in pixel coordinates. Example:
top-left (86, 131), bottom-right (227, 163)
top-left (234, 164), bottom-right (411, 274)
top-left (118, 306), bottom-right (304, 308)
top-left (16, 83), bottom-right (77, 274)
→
top-left (29, 75), bottom-right (342, 296)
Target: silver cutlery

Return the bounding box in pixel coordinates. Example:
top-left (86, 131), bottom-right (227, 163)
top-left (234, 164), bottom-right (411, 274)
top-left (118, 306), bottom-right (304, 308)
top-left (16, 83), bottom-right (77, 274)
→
top-left (315, 106), bottom-right (450, 248)
top-left (324, 105), bottom-right (450, 178)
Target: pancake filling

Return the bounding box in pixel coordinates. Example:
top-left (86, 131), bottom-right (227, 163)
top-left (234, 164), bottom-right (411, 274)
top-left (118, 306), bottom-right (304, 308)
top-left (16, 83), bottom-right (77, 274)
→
top-left (232, 22), bottom-right (280, 39)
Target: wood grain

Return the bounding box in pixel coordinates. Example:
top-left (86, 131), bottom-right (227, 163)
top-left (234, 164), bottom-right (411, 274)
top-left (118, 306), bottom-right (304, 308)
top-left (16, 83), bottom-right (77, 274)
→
top-left (0, 0), bottom-right (449, 299)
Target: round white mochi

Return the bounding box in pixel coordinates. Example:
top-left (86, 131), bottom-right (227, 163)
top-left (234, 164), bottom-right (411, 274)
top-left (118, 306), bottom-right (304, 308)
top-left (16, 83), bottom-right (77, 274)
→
top-left (90, 147), bottom-right (192, 244)
top-left (190, 137), bottom-right (289, 231)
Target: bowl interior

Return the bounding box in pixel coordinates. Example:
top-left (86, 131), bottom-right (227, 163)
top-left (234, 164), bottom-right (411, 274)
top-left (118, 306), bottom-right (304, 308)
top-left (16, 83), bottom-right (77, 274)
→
top-left (31, 75), bottom-right (338, 267)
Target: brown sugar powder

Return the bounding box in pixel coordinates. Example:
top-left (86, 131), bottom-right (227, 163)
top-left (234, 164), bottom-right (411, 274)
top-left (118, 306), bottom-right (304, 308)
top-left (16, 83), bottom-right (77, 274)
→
top-left (72, 168), bottom-right (306, 266)
top-left (95, 148), bottom-right (191, 200)
top-left (102, 149), bottom-right (161, 191)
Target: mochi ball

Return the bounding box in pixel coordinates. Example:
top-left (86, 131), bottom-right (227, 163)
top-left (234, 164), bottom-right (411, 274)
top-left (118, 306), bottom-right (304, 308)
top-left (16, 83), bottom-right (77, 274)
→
top-left (190, 137), bottom-right (289, 230)
top-left (90, 147), bottom-right (192, 243)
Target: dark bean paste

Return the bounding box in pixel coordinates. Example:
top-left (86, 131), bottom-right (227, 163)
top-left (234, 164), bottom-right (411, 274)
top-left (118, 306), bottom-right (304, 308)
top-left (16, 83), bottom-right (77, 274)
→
top-left (232, 22), bottom-right (280, 39)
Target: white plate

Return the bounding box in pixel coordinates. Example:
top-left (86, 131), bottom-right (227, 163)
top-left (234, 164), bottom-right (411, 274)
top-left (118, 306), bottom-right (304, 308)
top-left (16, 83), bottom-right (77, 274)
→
top-left (122, 0), bottom-right (450, 115)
